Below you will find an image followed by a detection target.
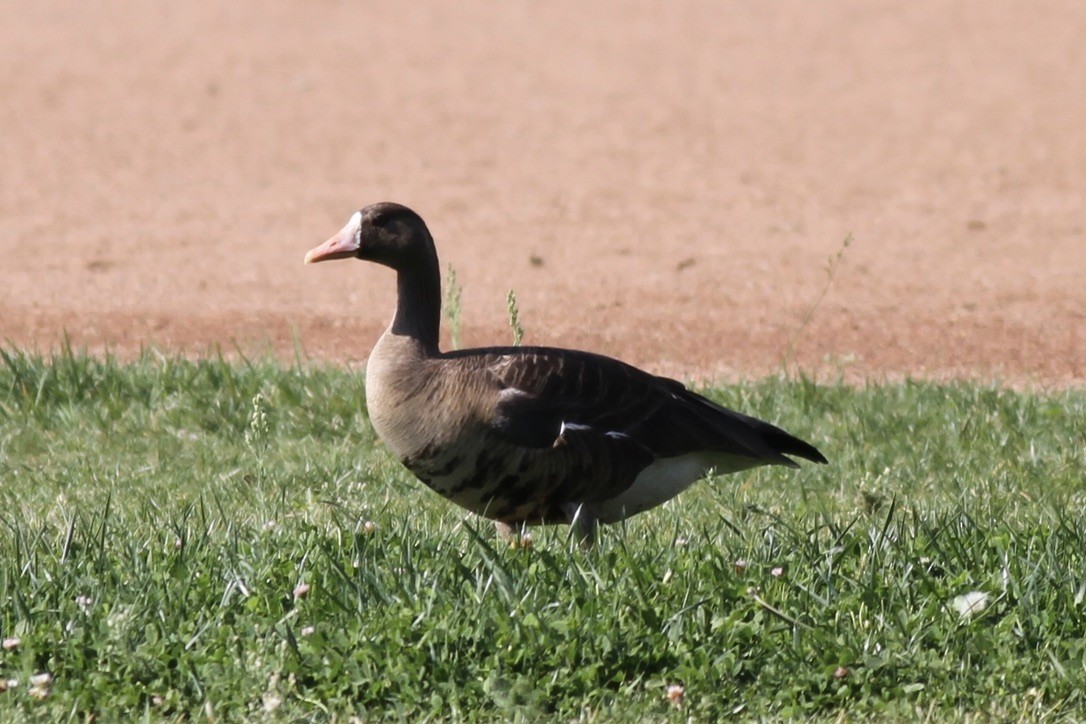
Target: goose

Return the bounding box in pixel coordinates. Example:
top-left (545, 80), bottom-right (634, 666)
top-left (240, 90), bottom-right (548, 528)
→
top-left (305, 202), bottom-right (826, 544)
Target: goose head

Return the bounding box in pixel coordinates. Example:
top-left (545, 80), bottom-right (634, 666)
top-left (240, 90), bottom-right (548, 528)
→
top-left (304, 202), bottom-right (435, 270)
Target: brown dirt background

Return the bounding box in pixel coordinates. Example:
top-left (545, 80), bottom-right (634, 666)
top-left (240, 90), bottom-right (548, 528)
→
top-left (2, 2), bottom-right (1084, 386)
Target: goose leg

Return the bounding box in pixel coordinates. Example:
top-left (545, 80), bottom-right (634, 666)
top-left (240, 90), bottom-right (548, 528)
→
top-left (562, 503), bottom-right (597, 549)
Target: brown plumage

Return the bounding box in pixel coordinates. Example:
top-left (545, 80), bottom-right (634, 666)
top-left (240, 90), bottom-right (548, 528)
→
top-left (305, 202), bottom-right (827, 543)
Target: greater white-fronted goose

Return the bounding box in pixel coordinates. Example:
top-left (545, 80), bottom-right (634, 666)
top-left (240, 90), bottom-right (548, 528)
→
top-left (305, 202), bottom-right (826, 543)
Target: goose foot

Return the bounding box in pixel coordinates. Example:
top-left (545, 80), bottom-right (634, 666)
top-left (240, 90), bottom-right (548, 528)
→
top-left (494, 521), bottom-right (533, 548)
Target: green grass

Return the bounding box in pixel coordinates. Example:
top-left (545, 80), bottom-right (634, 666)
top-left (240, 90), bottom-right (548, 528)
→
top-left (0, 348), bottom-right (1084, 720)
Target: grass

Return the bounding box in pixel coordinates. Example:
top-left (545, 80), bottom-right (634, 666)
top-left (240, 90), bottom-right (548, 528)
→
top-left (0, 348), bottom-right (1084, 720)
top-left (782, 232), bottom-right (853, 376)
top-left (443, 264), bottom-right (464, 351)
top-left (506, 289), bottom-right (525, 347)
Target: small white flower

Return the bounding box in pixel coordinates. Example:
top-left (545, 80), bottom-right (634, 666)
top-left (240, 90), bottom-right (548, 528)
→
top-left (771, 566), bottom-right (784, 578)
top-left (674, 536), bottom-right (688, 547)
top-left (5, 678), bottom-right (18, 689)
top-left (107, 607), bottom-right (131, 628)
top-left (293, 583), bottom-right (310, 600)
top-left (300, 626), bottom-right (315, 636)
top-left (951, 591), bottom-right (989, 618)
top-left (29, 673), bottom-right (52, 687)
top-left (2, 637), bottom-right (19, 650)
top-left (666, 684), bottom-right (685, 706)
top-left (363, 520), bottom-right (377, 534)
top-left (734, 559), bottom-right (748, 574)
top-left (75, 595), bottom-right (93, 612)
top-left (28, 672), bottom-right (52, 700)
top-left (263, 692), bottom-right (282, 712)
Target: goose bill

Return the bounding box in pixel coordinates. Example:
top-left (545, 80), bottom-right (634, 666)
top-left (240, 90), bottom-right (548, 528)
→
top-left (304, 214), bottom-right (361, 264)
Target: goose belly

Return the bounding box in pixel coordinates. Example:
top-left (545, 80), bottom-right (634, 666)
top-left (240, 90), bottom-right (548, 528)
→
top-left (586, 452), bottom-right (761, 524)
top-left (583, 454), bottom-right (707, 523)
top-left (400, 438), bottom-right (557, 522)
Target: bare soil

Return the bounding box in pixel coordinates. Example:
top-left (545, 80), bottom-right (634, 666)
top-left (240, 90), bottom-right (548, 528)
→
top-left (3, 2), bottom-right (1083, 386)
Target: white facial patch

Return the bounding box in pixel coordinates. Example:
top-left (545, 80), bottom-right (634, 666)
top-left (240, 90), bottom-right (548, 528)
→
top-left (348, 210), bottom-right (362, 242)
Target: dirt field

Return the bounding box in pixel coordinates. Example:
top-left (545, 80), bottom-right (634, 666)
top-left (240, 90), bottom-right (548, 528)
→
top-left (3, 2), bottom-right (1083, 386)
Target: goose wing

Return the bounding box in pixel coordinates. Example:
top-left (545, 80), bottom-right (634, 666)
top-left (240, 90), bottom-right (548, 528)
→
top-left (454, 346), bottom-right (826, 466)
